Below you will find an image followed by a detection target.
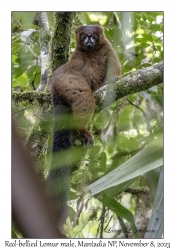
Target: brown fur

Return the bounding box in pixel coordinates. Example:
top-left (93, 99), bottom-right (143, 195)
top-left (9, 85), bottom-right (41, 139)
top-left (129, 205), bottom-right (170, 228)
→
top-left (48, 25), bottom-right (121, 230)
top-left (49, 25), bottom-right (121, 144)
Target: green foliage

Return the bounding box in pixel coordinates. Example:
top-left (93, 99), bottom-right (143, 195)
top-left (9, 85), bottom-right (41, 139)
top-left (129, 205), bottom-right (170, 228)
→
top-left (144, 168), bottom-right (163, 238)
top-left (85, 135), bottom-right (163, 196)
top-left (100, 194), bottom-right (140, 238)
top-left (12, 13), bottom-right (41, 91)
top-left (12, 12), bottom-right (163, 238)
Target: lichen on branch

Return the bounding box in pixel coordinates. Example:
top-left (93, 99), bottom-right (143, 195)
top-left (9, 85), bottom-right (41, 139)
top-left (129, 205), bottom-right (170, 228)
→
top-left (50, 12), bottom-right (76, 71)
top-left (95, 61), bottom-right (163, 111)
top-left (12, 61), bottom-right (163, 111)
top-left (12, 91), bottom-right (51, 106)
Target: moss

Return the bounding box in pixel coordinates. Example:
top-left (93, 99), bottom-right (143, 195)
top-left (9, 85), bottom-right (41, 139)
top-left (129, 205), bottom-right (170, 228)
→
top-left (12, 91), bottom-right (51, 106)
top-left (12, 91), bottom-right (52, 176)
top-left (26, 108), bottom-right (53, 176)
top-left (50, 12), bottom-right (76, 71)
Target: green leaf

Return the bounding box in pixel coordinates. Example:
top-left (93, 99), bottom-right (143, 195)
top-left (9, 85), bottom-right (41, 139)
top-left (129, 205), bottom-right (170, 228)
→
top-left (100, 194), bottom-right (140, 238)
top-left (144, 168), bottom-right (163, 238)
top-left (27, 65), bottom-right (37, 79)
top-left (153, 94), bottom-right (163, 107)
top-left (89, 146), bottom-right (101, 159)
top-left (85, 135), bottom-right (163, 196)
top-left (96, 178), bottom-right (136, 198)
top-left (148, 86), bottom-right (158, 93)
top-left (33, 44), bottom-right (40, 55)
top-left (117, 136), bottom-right (139, 152)
top-left (150, 24), bottom-right (162, 32)
top-left (118, 106), bottom-right (132, 131)
top-left (98, 152), bottom-right (107, 170)
top-left (12, 42), bottom-right (21, 55)
top-left (13, 12), bottom-right (37, 30)
top-left (12, 221), bottom-right (22, 238)
top-left (12, 74), bottom-right (28, 89)
top-left (143, 166), bottom-right (162, 199)
top-left (13, 67), bottom-right (25, 78)
top-left (12, 54), bottom-right (18, 62)
top-left (68, 206), bottom-right (76, 222)
top-left (69, 191), bottom-right (78, 200)
top-left (139, 91), bottom-right (151, 100)
top-left (12, 230), bottom-right (18, 238)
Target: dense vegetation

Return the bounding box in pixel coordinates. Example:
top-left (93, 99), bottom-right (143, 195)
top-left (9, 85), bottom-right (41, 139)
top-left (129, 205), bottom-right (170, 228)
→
top-left (12, 12), bottom-right (163, 238)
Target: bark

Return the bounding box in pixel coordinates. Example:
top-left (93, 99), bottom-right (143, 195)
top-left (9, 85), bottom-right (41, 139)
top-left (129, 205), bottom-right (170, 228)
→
top-left (14, 12), bottom-right (76, 176)
top-left (25, 110), bottom-right (53, 176)
top-left (95, 61), bottom-right (163, 112)
top-left (36, 12), bottom-right (51, 92)
top-left (50, 12), bottom-right (76, 71)
top-left (12, 61), bottom-right (163, 112)
top-left (13, 61), bottom-right (163, 159)
top-left (25, 12), bottom-right (51, 174)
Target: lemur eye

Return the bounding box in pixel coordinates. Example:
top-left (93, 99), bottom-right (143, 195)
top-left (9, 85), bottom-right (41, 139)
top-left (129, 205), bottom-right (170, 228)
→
top-left (81, 34), bottom-right (87, 40)
top-left (92, 34), bottom-right (98, 40)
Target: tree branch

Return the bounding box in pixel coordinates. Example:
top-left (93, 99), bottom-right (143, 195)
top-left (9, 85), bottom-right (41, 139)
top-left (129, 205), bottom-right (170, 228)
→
top-left (95, 61), bottom-right (163, 112)
top-left (13, 12), bottom-right (77, 176)
top-left (50, 12), bottom-right (76, 71)
top-left (12, 91), bottom-right (51, 106)
top-left (36, 12), bottom-right (51, 92)
top-left (12, 61), bottom-right (163, 111)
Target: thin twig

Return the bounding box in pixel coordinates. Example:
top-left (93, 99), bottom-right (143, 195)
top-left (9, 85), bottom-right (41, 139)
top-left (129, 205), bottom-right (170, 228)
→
top-left (100, 206), bottom-right (106, 238)
top-left (125, 188), bottom-right (150, 195)
top-left (118, 216), bottom-right (128, 238)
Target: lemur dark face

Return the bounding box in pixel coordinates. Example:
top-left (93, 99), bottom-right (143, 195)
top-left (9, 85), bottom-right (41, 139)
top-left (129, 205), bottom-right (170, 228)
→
top-left (75, 25), bottom-right (105, 51)
top-left (80, 32), bottom-right (98, 49)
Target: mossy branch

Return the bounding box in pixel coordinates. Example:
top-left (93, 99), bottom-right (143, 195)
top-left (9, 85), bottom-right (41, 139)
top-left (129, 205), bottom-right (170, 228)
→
top-left (95, 61), bottom-right (163, 112)
top-left (18, 12), bottom-right (77, 176)
top-left (12, 61), bottom-right (163, 175)
top-left (12, 61), bottom-right (163, 111)
top-left (12, 91), bottom-right (51, 106)
top-left (50, 12), bottom-right (76, 71)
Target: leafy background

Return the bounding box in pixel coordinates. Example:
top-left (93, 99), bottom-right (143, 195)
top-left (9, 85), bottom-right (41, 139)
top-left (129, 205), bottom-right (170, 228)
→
top-left (12, 12), bottom-right (163, 238)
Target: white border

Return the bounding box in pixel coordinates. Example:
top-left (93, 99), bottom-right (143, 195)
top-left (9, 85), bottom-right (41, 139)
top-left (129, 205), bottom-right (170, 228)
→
top-left (0, 1), bottom-right (174, 249)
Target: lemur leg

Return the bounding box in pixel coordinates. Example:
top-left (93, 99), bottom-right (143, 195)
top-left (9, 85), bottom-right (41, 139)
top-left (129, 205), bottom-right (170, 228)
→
top-left (71, 90), bottom-right (95, 146)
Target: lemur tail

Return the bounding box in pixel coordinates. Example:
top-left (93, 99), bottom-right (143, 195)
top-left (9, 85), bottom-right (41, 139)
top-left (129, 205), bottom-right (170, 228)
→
top-left (47, 96), bottom-right (73, 229)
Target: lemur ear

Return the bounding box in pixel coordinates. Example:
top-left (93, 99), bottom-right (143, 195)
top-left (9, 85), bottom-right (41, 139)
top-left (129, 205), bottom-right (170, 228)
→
top-left (75, 26), bottom-right (81, 34)
top-left (75, 25), bottom-right (86, 34)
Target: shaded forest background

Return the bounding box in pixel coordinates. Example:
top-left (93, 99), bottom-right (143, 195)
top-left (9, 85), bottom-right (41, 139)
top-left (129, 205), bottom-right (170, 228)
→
top-left (12, 12), bottom-right (163, 238)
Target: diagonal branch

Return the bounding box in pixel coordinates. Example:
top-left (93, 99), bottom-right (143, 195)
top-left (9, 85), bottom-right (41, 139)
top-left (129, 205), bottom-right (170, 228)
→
top-left (35, 12), bottom-right (51, 92)
top-left (12, 61), bottom-right (163, 112)
top-left (95, 61), bottom-right (163, 111)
